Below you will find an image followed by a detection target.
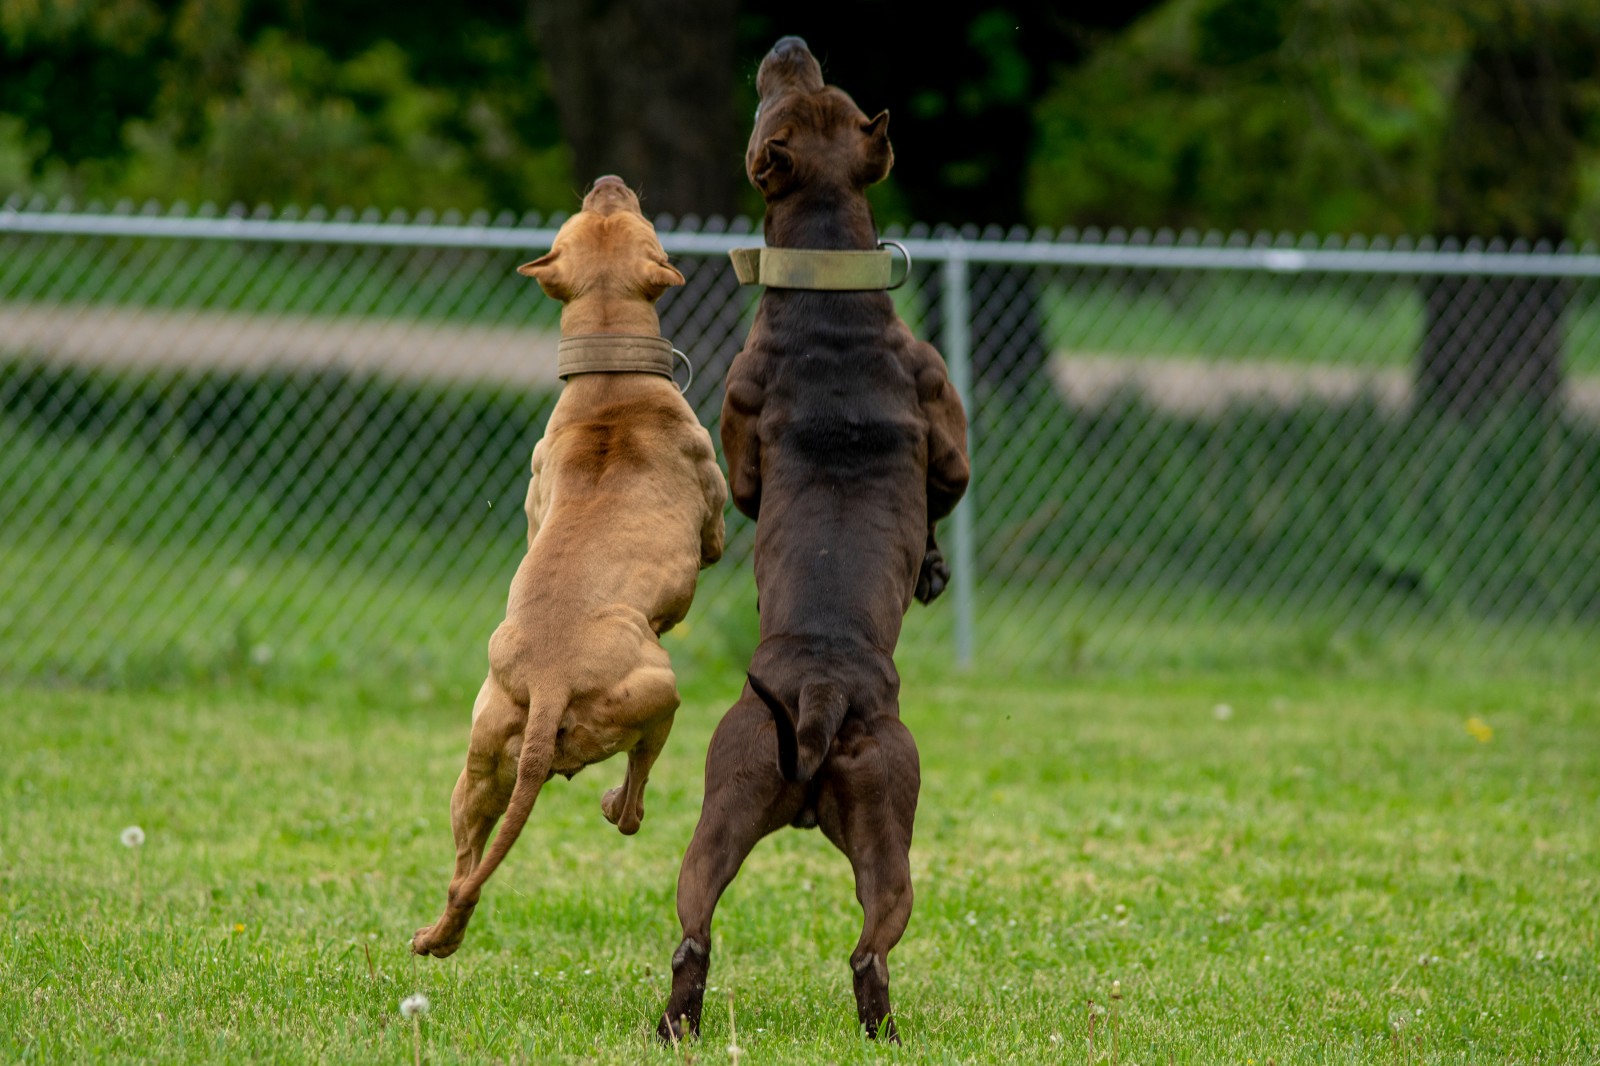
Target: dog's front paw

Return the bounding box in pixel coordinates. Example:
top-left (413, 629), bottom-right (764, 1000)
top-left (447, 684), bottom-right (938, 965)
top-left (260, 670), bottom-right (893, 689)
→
top-left (915, 548), bottom-right (949, 604)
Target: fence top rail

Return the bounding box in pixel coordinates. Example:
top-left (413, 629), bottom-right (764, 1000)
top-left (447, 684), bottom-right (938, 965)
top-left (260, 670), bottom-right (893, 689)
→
top-left (7, 205), bottom-right (1600, 278)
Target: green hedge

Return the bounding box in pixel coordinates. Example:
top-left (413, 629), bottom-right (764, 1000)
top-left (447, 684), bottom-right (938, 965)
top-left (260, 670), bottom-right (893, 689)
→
top-left (975, 390), bottom-right (1600, 619)
top-left (2, 359), bottom-right (558, 576)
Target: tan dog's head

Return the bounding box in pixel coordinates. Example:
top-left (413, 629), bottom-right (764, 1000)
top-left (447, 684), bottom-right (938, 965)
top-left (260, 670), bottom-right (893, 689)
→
top-left (746, 36), bottom-right (893, 203)
top-left (518, 176), bottom-right (684, 329)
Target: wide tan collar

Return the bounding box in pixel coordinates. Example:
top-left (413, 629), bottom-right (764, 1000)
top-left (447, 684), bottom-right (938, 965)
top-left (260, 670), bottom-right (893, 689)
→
top-left (556, 334), bottom-right (676, 381)
top-left (729, 242), bottom-right (909, 291)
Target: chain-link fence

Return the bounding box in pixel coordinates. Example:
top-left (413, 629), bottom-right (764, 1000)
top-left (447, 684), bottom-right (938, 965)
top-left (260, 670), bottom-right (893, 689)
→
top-left (4, 200), bottom-right (1599, 685)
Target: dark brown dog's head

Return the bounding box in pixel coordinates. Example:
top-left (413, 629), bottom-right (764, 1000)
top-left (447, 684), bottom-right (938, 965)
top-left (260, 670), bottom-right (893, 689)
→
top-left (746, 37), bottom-right (893, 203)
top-left (518, 175), bottom-right (684, 308)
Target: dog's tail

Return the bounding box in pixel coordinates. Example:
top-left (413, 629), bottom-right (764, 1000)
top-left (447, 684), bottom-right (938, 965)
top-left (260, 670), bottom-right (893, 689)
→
top-left (747, 672), bottom-right (848, 784)
top-left (446, 689), bottom-right (565, 908)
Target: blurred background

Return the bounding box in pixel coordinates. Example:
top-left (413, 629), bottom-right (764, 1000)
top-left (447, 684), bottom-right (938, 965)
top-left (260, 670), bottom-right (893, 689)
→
top-left (3, 0), bottom-right (1599, 686)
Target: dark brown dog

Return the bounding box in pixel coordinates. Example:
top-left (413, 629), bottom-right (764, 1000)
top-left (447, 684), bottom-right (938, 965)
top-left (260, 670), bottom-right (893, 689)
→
top-left (658, 37), bottom-right (969, 1043)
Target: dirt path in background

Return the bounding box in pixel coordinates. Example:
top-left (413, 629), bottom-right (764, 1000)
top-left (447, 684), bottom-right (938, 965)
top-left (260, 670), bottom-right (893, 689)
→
top-left (6, 302), bottom-right (1600, 415)
top-left (1, 304), bottom-right (561, 387)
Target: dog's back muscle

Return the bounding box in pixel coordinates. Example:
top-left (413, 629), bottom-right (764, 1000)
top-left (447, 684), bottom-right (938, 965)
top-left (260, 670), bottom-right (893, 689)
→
top-left (739, 292), bottom-right (933, 650)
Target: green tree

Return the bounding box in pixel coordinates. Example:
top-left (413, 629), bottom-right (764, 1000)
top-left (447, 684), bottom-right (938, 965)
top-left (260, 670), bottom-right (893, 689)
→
top-left (1027, 0), bottom-right (1464, 235)
top-left (0, 0), bottom-right (571, 211)
top-left (1028, 0), bottom-right (1600, 418)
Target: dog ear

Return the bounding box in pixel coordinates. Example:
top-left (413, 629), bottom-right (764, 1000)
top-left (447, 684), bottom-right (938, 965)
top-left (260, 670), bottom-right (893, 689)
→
top-left (857, 110), bottom-right (894, 186)
top-left (641, 260), bottom-right (686, 300)
top-left (517, 251), bottom-right (569, 299)
top-left (750, 131), bottom-right (795, 195)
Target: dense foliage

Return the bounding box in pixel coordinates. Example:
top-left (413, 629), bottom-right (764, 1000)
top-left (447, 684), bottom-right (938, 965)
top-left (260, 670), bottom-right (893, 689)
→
top-left (8, 0), bottom-right (1598, 235)
top-left (0, 0), bottom-right (571, 211)
top-left (1027, 0), bottom-right (1600, 238)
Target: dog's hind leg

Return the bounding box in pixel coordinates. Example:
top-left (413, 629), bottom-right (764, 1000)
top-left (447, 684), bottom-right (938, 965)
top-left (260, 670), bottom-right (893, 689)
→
top-left (601, 649), bottom-right (679, 834)
top-left (412, 679), bottom-right (557, 958)
top-left (658, 699), bottom-right (797, 1043)
top-left (816, 717), bottom-right (921, 1043)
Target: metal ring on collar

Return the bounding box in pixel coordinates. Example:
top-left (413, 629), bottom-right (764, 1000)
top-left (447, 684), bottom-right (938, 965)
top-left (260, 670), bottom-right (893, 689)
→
top-left (879, 240), bottom-right (911, 290)
top-left (671, 348), bottom-right (694, 395)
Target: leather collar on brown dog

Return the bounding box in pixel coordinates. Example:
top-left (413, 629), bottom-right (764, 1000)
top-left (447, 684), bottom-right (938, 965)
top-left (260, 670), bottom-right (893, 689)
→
top-left (557, 335), bottom-right (678, 382)
top-left (729, 243), bottom-right (910, 291)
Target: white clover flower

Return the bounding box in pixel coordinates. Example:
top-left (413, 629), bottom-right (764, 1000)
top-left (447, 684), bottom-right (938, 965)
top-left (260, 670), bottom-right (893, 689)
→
top-left (120, 826), bottom-right (146, 848)
top-left (400, 993), bottom-right (430, 1018)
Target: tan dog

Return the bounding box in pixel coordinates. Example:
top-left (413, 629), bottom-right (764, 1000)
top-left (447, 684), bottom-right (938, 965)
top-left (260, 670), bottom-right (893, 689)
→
top-left (412, 176), bottom-right (727, 959)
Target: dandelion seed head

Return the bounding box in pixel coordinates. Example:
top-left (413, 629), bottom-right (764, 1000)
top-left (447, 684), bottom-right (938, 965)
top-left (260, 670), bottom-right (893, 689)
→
top-left (120, 826), bottom-right (145, 848)
top-left (1213, 703), bottom-right (1234, 721)
top-left (400, 993), bottom-right (430, 1018)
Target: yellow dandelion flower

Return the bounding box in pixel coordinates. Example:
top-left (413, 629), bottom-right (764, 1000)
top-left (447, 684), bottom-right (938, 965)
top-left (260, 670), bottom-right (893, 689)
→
top-left (1466, 717), bottom-right (1493, 743)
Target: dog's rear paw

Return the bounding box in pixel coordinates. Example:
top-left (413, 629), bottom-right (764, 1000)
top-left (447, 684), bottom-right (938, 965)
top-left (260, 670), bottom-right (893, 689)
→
top-left (411, 924), bottom-right (464, 959)
top-left (915, 549), bottom-right (949, 604)
top-left (656, 1009), bottom-right (698, 1045)
top-left (601, 786), bottom-right (642, 835)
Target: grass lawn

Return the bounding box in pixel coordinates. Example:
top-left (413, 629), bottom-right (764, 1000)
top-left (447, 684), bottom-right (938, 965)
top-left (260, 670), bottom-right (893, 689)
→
top-left (3, 661), bottom-right (1596, 1064)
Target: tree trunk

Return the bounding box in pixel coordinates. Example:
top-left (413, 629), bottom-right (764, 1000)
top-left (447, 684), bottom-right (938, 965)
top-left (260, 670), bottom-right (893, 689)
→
top-left (1419, 24), bottom-right (1585, 420)
top-left (528, 0), bottom-right (744, 219)
top-left (1419, 274), bottom-right (1567, 418)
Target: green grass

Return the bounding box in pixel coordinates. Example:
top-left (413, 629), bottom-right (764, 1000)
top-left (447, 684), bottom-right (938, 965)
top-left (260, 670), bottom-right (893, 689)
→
top-left (4, 345), bottom-right (1598, 1061)
top-left (3, 663), bottom-right (1597, 1063)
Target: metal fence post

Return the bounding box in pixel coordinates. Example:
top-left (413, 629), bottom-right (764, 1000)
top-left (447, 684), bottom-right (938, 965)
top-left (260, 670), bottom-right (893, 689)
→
top-left (941, 240), bottom-right (976, 669)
